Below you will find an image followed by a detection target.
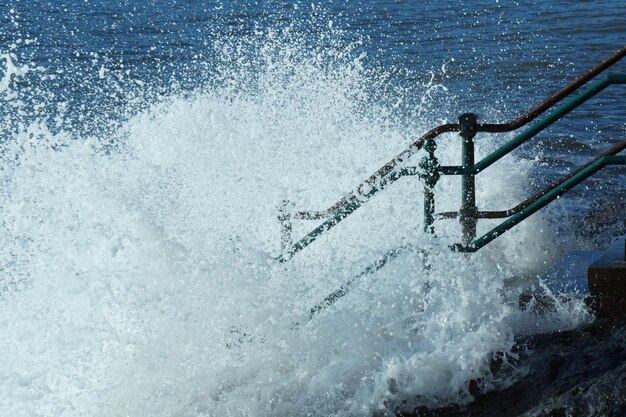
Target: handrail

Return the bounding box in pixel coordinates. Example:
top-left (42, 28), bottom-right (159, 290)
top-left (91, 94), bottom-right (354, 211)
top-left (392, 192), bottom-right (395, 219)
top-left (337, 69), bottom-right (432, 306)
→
top-left (293, 46), bottom-right (626, 220)
top-left (437, 139), bottom-right (626, 220)
top-left (453, 152), bottom-right (626, 252)
top-left (426, 74), bottom-right (626, 183)
top-left (305, 244), bottom-right (426, 322)
top-left (290, 123), bottom-right (457, 221)
top-left (279, 46), bottom-right (626, 262)
top-left (277, 167), bottom-right (421, 262)
top-left (473, 74), bottom-right (626, 173)
top-left (303, 149), bottom-right (625, 321)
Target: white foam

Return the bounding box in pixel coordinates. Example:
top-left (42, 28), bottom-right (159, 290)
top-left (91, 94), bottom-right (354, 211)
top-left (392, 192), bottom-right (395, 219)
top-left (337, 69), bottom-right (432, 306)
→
top-left (0, 53), bottom-right (29, 100)
top-left (0, 28), bottom-right (588, 417)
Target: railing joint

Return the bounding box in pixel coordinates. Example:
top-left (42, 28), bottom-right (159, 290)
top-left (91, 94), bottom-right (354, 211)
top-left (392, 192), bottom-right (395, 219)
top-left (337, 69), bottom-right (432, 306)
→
top-left (278, 200), bottom-right (294, 257)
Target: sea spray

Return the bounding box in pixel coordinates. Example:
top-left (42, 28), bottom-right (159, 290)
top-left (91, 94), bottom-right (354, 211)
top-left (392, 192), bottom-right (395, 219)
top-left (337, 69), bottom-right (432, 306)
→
top-left (0, 21), bottom-right (590, 417)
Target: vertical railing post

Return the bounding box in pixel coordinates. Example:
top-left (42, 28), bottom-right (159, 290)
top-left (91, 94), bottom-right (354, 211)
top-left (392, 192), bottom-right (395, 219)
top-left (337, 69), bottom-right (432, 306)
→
top-left (419, 138), bottom-right (440, 234)
top-left (278, 200), bottom-right (293, 257)
top-left (459, 113), bottom-right (478, 246)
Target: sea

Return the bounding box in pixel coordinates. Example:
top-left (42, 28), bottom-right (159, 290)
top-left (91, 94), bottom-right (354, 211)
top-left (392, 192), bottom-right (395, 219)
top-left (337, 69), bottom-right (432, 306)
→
top-left (0, 1), bottom-right (624, 416)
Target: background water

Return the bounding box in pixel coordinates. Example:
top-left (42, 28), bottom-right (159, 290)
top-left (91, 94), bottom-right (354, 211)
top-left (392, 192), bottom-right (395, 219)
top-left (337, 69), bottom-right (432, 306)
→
top-left (0, 1), bottom-right (624, 416)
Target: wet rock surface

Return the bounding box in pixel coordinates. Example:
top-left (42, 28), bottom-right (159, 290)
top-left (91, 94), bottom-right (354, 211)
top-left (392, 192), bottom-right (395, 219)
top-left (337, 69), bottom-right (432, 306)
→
top-left (398, 316), bottom-right (626, 417)
top-left (574, 194), bottom-right (626, 249)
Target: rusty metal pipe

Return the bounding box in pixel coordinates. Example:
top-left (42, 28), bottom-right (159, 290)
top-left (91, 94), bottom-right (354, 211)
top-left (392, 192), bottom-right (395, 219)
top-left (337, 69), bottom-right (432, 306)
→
top-left (479, 139), bottom-right (626, 218)
top-left (477, 46), bottom-right (626, 133)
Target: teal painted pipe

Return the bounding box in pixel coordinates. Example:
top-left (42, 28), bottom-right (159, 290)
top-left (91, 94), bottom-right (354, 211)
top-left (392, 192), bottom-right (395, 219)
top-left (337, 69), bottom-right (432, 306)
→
top-left (604, 155), bottom-right (626, 165)
top-left (278, 198), bottom-right (362, 262)
top-left (455, 154), bottom-right (626, 252)
top-left (473, 74), bottom-right (626, 174)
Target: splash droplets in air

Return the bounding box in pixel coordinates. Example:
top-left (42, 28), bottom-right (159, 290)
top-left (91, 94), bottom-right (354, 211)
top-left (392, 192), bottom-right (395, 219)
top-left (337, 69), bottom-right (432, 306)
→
top-left (0, 18), bottom-right (590, 417)
top-left (0, 53), bottom-right (28, 97)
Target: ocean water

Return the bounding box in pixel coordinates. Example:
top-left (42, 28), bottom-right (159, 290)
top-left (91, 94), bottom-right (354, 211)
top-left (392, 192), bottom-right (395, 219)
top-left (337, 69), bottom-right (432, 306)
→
top-left (0, 1), bottom-right (624, 416)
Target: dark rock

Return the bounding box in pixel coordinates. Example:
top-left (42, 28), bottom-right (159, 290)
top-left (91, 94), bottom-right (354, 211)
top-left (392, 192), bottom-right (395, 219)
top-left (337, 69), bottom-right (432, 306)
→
top-left (397, 316), bottom-right (626, 417)
top-left (574, 194), bottom-right (626, 249)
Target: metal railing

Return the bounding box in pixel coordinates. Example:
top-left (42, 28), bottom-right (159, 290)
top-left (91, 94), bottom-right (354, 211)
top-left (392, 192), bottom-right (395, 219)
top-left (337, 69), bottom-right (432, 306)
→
top-left (277, 46), bottom-right (626, 262)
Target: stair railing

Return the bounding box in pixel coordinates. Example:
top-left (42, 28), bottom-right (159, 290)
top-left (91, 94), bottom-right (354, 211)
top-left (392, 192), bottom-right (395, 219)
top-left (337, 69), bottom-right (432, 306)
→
top-left (277, 46), bottom-right (626, 263)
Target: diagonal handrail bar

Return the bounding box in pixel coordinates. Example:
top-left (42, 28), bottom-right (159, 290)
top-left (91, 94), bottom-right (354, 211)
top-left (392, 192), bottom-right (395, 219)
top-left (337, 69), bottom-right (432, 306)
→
top-left (304, 243), bottom-right (427, 322)
top-left (277, 167), bottom-right (421, 262)
top-left (452, 151), bottom-right (626, 252)
top-left (437, 139), bottom-right (626, 220)
top-left (472, 74), bottom-right (626, 173)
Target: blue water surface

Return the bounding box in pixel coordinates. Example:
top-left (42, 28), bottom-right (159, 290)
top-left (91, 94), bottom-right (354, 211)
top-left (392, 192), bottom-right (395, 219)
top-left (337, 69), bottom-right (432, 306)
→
top-left (1, 0), bottom-right (624, 232)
